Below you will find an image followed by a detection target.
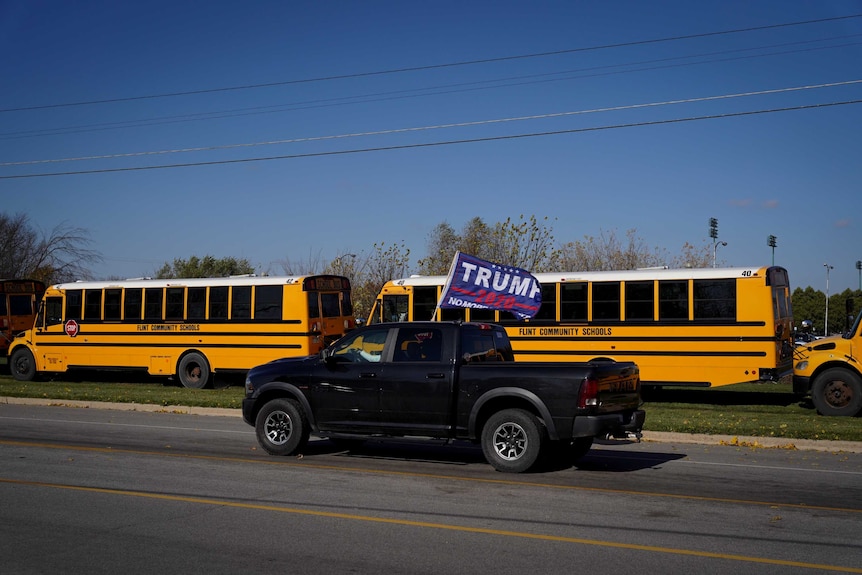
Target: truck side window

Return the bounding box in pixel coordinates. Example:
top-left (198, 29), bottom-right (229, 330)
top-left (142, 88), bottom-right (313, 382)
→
top-left (394, 328), bottom-right (443, 362)
top-left (331, 328), bottom-right (388, 363)
top-left (461, 330), bottom-right (502, 362)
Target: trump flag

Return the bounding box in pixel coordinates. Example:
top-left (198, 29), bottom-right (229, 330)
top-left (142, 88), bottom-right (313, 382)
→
top-left (436, 252), bottom-right (542, 320)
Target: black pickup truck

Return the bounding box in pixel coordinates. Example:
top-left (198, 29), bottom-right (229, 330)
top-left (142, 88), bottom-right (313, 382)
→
top-left (242, 321), bottom-right (644, 473)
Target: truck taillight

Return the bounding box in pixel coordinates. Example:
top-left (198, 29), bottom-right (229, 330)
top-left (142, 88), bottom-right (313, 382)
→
top-left (578, 377), bottom-right (599, 408)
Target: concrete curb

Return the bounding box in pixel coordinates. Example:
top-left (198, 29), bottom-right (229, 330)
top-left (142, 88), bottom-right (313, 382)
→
top-left (3, 396), bottom-right (861, 453)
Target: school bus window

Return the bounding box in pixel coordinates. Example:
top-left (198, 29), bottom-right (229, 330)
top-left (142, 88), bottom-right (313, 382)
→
top-left (188, 287), bottom-right (206, 320)
top-left (413, 286), bottom-right (437, 322)
top-left (561, 282), bottom-right (588, 321)
top-left (210, 286), bottom-right (228, 320)
top-left (321, 292), bottom-right (341, 318)
top-left (45, 297), bottom-right (63, 326)
top-left (105, 289), bottom-right (122, 321)
top-left (593, 282), bottom-right (620, 321)
top-left (255, 285), bottom-right (282, 320)
top-left (84, 290), bottom-right (102, 320)
top-left (125, 288), bottom-right (143, 320)
top-left (67, 290), bottom-right (83, 320)
top-left (308, 292), bottom-right (320, 318)
top-left (10, 295), bottom-right (33, 315)
top-left (381, 294), bottom-right (408, 322)
top-left (659, 280), bottom-right (688, 320)
top-left (144, 288), bottom-right (163, 321)
top-left (166, 288), bottom-right (184, 321)
top-left (470, 308), bottom-right (496, 322)
top-left (535, 283), bottom-right (557, 320)
top-left (232, 286), bottom-right (251, 320)
top-left (694, 279), bottom-right (736, 320)
top-left (441, 307), bottom-right (466, 321)
top-left (341, 291), bottom-right (354, 316)
top-left (625, 281), bottom-right (654, 321)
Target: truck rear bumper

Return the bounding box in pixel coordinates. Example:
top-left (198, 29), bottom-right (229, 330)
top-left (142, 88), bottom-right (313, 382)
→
top-left (572, 409), bottom-right (645, 439)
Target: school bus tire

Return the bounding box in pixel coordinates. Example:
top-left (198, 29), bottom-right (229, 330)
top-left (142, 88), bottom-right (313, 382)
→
top-left (811, 368), bottom-right (862, 417)
top-left (9, 348), bottom-right (36, 382)
top-left (177, 351), bottom-right (211, 389)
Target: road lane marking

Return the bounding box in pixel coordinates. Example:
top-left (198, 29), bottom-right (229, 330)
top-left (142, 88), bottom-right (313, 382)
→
top-left (2, 439), bottom-right (860, 514)
top-left (1, 476), bottom-right (860, 573)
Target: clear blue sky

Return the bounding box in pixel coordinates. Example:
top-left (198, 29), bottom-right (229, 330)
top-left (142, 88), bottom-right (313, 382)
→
top-left (2, 0), bottom-right (860, 293)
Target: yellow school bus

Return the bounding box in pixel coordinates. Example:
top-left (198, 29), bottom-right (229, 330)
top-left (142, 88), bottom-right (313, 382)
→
top-left (8, 275), bottom-right (354, 388)
top-left (0, 279), bottom-right (46, 361)
top-left (368, 266), bottom-right (794, 388)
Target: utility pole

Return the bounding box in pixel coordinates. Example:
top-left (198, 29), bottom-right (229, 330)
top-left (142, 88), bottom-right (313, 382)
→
top-left (824, 263), bottom-right (833, 336)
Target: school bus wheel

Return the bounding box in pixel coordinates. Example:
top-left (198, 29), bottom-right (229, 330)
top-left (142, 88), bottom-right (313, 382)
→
top-left (177, 352), bottom-right (211, 389)
top-left (9, 348), bottom-right (36, 382)
top-left (811, 368), bottom-right (862, 417)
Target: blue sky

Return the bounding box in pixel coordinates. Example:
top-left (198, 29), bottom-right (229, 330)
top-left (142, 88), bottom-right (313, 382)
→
top-left (2, 0), bottom-right (861, 293)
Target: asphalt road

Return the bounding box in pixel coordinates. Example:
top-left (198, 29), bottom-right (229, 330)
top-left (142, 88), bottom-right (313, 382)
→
top-left (1, 403), bottom-right (860, 575)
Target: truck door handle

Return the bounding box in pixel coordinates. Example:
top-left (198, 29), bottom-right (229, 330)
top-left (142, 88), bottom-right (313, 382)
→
top-left (426, 373), bottom-right (445, 379)
top-left (360, 373), bottom-right (377, 378)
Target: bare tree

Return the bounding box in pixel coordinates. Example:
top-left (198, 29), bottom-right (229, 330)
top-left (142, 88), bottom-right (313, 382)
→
top-left (350, 241), bottom-right (411, 320)
top-left (0, 212), bottom-right (101, 283)
top-left (556, 228), bottom-right (669, 271)
top-left (276, 248), bottom-right (326, 276)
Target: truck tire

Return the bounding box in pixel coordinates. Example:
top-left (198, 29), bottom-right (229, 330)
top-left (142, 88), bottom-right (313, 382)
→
top-left (177, 352), bottom-right (210, 389)
top-left (10, 348), bottom-right (36, 381)
top-left (481, 409), bottom-right (544, 473)
top-left (255, 398), bottom-right (310, 456)
top-left (811, 368), bottom-right (862, 417)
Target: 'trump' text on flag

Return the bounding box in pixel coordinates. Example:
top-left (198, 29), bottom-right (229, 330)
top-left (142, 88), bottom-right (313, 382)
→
top-left (435, 252), bottom-right (542, 320)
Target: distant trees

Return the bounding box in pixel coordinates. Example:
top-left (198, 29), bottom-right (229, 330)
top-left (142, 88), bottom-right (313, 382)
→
top-left (155, 255), bottom-right (255, 279)
top-left (792, 286), bottom-right (861, 336)
top-left (416, 216), bottom-right (713, 275)
top-left (0, 212), bottom-right (100, 284)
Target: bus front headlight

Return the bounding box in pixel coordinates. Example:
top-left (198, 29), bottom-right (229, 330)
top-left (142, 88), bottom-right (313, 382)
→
top-left (795, 361), bottom-right (808, 371)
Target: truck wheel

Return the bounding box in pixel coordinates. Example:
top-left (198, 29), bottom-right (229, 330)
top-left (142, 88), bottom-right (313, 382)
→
top-left (177, 352), bottom-right (210, 389)
top-left (10, 348), bottom-right (36, 381)
top-left (255, 398), bottom-right (310, 456)
top-left (481, 409), bottom-right (544, 473)
top-left (811, 368), bottom-right (862, 417)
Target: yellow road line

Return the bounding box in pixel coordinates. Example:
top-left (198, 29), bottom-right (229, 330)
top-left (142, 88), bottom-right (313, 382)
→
top-left (2, 438), bottom-right (860, 515)
top-left (1, 476), bottom-right (860, 573)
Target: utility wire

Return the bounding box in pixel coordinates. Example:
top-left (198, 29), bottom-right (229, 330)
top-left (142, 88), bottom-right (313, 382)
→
top-left (1, 13), bottom-right (860, 113)
top-left (3, 34), bottom-right (859, 140)
top-left (2, 99), bottom-right (859, 180)
top-left (3, 80), bottom-right (859, 167)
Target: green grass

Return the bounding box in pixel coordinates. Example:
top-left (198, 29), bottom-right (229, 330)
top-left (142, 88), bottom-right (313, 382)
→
top-left (1, 375), bottom-right (860, 442)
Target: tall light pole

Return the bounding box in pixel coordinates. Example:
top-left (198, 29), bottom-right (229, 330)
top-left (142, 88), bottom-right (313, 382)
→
top-left (824, 263), bottom-right (833, 336)
top-left (767, 235), bottom-right (777, 266)
top-left (713, 241), bottom-right (727, 268)
top-left (330, 253), bottom-right (356, 276)
top-left (709, 218), bottom-right (720, 268)
top-left (857, 260), bottom-right (861, 290)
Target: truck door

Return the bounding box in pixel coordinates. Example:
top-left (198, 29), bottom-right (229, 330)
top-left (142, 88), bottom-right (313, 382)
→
top-left (309, 326), bottom-right (389, 432)
top-left (378, 327), bottom-right (453, 434)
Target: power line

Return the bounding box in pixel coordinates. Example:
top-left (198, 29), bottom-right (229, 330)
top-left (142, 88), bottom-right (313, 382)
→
top-left (2, 13), bottom-right (860, 114)
top-left (4, 80), bottom-right (859, 167)
top-left (3, 34), bottom-right (859, 140)
top-left (2, 99), bottom-right (859, 180)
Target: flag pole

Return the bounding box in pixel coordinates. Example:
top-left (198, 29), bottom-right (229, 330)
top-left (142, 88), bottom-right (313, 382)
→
top-left (432, 251), bottom-right (460, 320)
